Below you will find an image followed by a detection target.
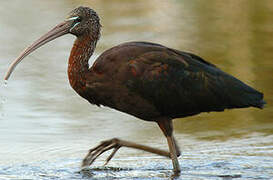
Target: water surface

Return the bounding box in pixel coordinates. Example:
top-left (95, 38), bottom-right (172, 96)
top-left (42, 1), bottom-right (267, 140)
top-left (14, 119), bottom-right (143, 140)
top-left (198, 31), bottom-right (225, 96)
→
top-left (0, 0), bottom-right (272, 179)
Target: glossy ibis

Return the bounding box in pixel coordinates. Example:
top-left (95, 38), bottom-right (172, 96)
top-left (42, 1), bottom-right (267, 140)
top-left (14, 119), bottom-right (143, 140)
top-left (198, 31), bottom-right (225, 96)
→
top-left (4, 7), bottom-right (265, 173)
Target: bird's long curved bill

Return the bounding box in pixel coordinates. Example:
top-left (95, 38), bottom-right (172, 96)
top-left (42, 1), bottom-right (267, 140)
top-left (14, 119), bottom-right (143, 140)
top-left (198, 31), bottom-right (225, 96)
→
top-left (4, 21), bottom-right (72, 80)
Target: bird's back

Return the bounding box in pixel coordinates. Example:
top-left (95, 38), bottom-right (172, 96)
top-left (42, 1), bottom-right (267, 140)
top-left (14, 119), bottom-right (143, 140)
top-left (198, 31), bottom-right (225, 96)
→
top-left (86, 42), bottom-right (265, 121)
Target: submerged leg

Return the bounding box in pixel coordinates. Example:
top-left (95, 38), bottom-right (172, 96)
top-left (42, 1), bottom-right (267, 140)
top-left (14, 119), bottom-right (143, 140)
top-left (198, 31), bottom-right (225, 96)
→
top-left (157, 119), bottom-right (181, 174)
top-left (82, 138), bottom-right (171, 167)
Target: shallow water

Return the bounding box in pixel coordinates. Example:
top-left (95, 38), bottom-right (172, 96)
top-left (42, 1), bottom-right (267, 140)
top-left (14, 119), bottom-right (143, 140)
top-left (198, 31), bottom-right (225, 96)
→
top-left (0, 0), bottom-right (272, 179)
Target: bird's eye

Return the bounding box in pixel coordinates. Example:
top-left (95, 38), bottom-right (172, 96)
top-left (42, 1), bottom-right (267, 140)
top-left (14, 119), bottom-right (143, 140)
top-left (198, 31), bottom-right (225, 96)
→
top-left (75, 17), bottom-right (82, 23)
top-left (69, 17), bottom-right (82, 32)
top-left (67, 16), bottom-right (81, 22)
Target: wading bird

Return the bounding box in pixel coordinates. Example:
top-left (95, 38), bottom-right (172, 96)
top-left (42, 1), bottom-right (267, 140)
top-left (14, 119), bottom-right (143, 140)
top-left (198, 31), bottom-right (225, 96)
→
top-left (4, 7), bottom-right (265, 174)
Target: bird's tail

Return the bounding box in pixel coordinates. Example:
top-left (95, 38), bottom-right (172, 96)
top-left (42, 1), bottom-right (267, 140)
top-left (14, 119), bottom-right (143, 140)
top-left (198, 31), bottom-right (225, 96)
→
top-left (243, 89), bottom-right (266, 109)
top-left (253, 95), bottom-right (266, 109)
top-left (221, 74), bottom-right (266, 110)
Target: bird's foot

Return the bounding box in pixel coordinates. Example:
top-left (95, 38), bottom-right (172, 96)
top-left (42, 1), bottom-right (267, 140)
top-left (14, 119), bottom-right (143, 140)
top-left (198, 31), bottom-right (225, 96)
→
top-left (82, 138), bottom-right (122, 167)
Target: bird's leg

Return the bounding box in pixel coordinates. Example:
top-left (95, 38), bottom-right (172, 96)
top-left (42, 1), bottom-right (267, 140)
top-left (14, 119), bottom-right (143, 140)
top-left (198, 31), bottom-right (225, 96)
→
top-left (82, 138), bottom-right (171, 167)
top-left (157, 119), bottom-right (181, 174)
top-left (172, 137), bottom-right (181, 157)
top-left (167, 135), bottom-right (181, 174)
top-left (82, 119), bottom-right (181, 174)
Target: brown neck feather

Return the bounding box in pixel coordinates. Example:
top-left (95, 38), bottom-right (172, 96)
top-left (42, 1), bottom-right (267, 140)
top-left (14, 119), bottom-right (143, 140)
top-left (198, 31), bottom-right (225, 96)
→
top-left (68, 34), bottom-right (97, 92)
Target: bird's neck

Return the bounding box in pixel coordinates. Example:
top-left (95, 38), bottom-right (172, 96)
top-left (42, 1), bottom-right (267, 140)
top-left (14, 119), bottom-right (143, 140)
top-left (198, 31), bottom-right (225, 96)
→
top-left (68, 34), bottom-right (97, 92)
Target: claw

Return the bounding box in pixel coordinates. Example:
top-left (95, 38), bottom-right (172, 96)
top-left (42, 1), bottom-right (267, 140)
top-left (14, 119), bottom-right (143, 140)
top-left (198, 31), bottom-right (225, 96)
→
top-left (82, 138), bottom-right (122, 167)
top-left (81, 137), bottom-right (171, 169)
top-left (104, 145), bottom-right (121, 166)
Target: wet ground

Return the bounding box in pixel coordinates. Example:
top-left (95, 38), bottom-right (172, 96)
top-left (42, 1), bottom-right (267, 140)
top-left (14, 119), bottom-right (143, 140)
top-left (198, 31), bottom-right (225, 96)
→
top-left (0, 0), bottom-right (273, 179)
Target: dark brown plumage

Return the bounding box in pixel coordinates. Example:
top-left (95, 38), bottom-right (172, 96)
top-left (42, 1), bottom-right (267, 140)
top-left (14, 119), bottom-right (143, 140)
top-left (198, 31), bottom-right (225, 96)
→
top-left (85, 41), bottom-right (265, 120)
top-left (5, 7), bottom-right (265, 174)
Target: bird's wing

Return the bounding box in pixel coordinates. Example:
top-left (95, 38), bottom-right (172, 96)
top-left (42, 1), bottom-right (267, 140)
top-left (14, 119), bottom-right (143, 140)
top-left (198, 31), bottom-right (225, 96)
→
top-left (124, 46), bottom-right (263, 118)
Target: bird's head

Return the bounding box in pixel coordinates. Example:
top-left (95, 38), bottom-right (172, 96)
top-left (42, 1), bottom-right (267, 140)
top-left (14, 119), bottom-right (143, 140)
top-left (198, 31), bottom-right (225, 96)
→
top-left (4, 6), bottom-right (101, 80)
top-left (68, 7), bottom-right (101, 38)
